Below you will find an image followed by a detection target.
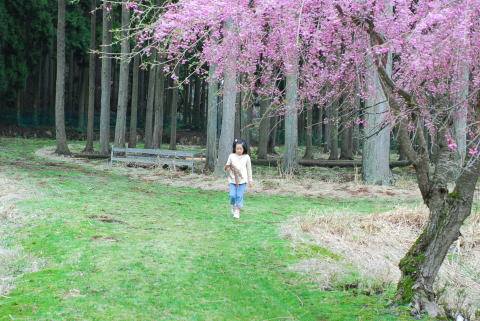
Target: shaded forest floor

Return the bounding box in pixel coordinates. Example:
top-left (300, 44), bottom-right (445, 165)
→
top-left (0, 137), bottom-right (469, 320)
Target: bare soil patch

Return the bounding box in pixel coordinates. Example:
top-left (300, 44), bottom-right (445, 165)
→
top-left (36, 145), bottom-right (421, 200)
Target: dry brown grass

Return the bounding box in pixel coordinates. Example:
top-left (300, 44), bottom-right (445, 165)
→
top-left (281, 205), bottom-right (480, 319)
top-left (36, 145), bottom-right (421, 201)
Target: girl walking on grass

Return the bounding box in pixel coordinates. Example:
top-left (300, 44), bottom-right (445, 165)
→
top-left (224, 139), bottom-right (253, 219)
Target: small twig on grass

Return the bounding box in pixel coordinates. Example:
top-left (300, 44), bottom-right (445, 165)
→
top-left (295, 293), bottom-right (304, 306)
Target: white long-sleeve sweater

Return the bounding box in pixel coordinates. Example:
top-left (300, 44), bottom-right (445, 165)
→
top-left (225, 153), bottom-right (253, 185)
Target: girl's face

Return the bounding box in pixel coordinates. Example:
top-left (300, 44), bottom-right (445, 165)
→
top-left (235, 144), bottom-right (244, 156)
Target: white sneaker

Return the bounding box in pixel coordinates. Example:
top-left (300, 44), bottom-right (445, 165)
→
top-left (231, 207), bottom-right (235, 217)
top-left (233, 208), bottom-right (240, 219)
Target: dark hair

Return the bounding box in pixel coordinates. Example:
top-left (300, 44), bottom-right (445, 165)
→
top-left (232, 139), bottom-right (249, 155)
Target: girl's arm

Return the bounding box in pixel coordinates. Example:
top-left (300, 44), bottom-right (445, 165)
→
top-left (224, 154), bottom-right (232, 171)
top-left (247, 156), bottom-right (253, 186)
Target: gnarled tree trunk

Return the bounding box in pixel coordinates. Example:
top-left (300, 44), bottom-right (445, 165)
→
top-left (394, 123), bottom-right (479, 317)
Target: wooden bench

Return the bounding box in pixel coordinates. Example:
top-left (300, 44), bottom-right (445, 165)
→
top-left (109, 146), bottom-right (202, 171)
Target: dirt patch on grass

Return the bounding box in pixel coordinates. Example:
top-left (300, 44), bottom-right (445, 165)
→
top-left (35, 145), bottom-right (420, 201)
top-left (88, 215), bottom-right (126, 224)
top-left (281, 206), bottom-right (480, 319)
top-left (0, 175), bottom-right (44, 297)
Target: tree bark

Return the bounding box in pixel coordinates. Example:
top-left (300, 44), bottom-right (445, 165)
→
top-left (129, 55), bottom-right (140, 148)
top-left (185, 82), bottom-right (192, 127)
top-left (323, 108), bottom-right (331, 153)
top-left (152, 60), bottom-right (165, 149)
top-left (144, 61), bottom-right (156, 148)
top-left (78, 66), bottom-right (88, 130)
top-left (67, 50), bottom-right (74, 120)
top-left (258, 97), bottom-right (270, 159)
top-left (313, 107), bottom-right (323, 147)
top-left (340, 103), bottom-right (354, 160)
top-left (283, 54), bottom-right (299, 173)
top-left (41, 54), bottom-right (50, 122)
top-left (453, 63), bottom-right (469, 167)
top-left (340, 124), bottom-right (354, 160)
top-left (268, 115), bottom-right (278, 154)
top-left (54, 0), bottom-right (70, 155)
top-left (33, 62), bottom-right (42, 126)
top-left (395, 130), bottom-right (480, 317)
top-left (303, 106), bottom-right (314, 159)
top-left (243, 95), bottom-right (253, 146)
top-left (234, 91), bottom-right (241, 139)
top-left (353, 101), bottom-right (361, 155)
top-left (49, 51), bottom-right (56, 124)
top-left (193, 76), bottom-right (201, 129)
top-left (214, 20), bottom-right (237, 175)
top-left (361, 55), bottom-right (393, 185)
top-left (206, 64), bottom-right (219, 170)
top-left (84, 0), bottom-right (97, 153)
top-left (113, 2), bottom-right (130, 148)
top-left (200, 80), bottom-right (207, 134)
top-left (328, 101), bottom-right (339, 160)
top-left (363, 21), bottom-right (477, 312)
top-left (169, 66), bottom-right (179, 150)
top-left (99, 5), bottom-right (113, 155)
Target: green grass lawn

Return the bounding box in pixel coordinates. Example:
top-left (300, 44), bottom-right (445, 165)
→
top-left (0, 138), bottom-right (421, 320)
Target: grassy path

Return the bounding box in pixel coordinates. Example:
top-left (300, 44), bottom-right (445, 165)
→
top-left (0, 138), bottom-right (417, 320)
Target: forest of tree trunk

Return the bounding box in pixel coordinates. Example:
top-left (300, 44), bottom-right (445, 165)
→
top-left (2, 3), bottom-right (479, 319)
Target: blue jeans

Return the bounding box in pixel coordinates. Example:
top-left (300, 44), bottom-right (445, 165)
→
top-left (229, 183), bottom-right (247, 209)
